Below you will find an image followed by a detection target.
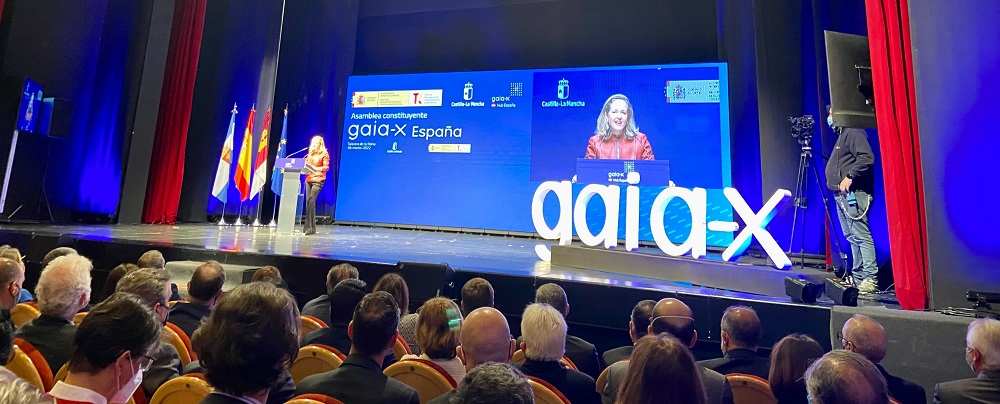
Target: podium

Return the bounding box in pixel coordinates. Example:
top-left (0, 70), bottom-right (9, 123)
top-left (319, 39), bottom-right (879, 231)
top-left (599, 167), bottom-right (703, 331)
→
top-left (575, 158), bottom-right (671, 186)
top-left (274, 158), bottom-right (314, 234)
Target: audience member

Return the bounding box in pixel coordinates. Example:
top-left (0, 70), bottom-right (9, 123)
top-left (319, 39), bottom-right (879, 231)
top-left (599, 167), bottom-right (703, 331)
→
top-left (301, 263), bottom-right (359, 319)
top-left (16, 255), bottom-right (92, 372)
top-left (698, 305), bottom-right (770, 379)
top-left (768, 334), bottom-right (826, 404)
top-left (295, 291), bottom-right (419, 404)
top-left (517, 303), bottom-right (600, 404)
top-left (0, 247), bottom-right (32, 304)
top-left (2, 300), bottom-right (16, 375)
top-left (460, 277), bottom-right (494, 316)
top-left (116, 268), bottom-right (181, 397)
top-left (169, 260), bottom-right (226, 338)
top-left (302, 278), bottom-right (397, 369)
top-left (840, 314), bottom-right (924, 404)
top-left (935, 317), bottom-right (1000, 403)
top-left (603, 298), bottom-right (734, 404)
top-left (602, 299), bottom-right (654, 366)
top-left (0, 376), bottom-right (50, 403)
top-left (375, 273), bottom-right (415, 351)
top-left (452, 362), bottom-right (533, 404)
top-left (41, 247), bottom-right (78, 268)
top-left (0, 257), bottom-right (25, 311)
top-left (805, 349), bottom-right (888, 404)
top-left (531, 283), bottom-right (602, 378)
top-left (98, 263), bottom-right (139, 302)
top-left (48, 292), bottom-right (160, 404)
top-left (617, 333), bottom-right (707, 404)
top-left (137, 250), bottom-right (166, 269)
top-left (403, 297), bottom-right (466, 381)
top-left (251, 265), bottom-right (286, 288)
top-left (194, 282), bottom-right (300, 404)
top-left (428, 307), bottom-right (516, 404)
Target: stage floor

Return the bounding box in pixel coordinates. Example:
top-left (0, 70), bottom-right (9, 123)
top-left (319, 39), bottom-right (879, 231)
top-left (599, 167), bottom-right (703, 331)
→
top-left (0, 222), bottom-right (822, 304)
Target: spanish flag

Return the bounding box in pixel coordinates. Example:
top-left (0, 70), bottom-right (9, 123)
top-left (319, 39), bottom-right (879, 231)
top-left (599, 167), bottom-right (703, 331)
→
top-left (234, 107), bottom-right (256, 201)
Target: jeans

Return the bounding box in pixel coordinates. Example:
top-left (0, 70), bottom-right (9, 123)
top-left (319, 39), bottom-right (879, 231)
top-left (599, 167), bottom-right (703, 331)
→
top-left (834, 190), bottom-right (877, 283)
top-left (304, 181), bottom-right (324, 233)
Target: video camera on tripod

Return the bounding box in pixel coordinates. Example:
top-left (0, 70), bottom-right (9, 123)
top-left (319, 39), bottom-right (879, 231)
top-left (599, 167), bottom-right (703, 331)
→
top-left (789, 115), bottom-right (815, 146)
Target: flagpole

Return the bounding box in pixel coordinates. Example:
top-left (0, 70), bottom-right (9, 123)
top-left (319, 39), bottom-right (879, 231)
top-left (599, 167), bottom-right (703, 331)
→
top-left (270, 104), bottom-right (288, 228)
top-left (216, 103), bottom-right (238, 226)
top-left (217, 190), bottom-right (228, 226)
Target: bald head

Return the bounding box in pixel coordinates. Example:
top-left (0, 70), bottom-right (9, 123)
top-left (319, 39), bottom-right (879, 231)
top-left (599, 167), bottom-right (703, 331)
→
top-left (649, 298), bottom-right (696, 347)
top-left (841, 314), bottom-right (887, 363)
top-left (721, 306), bottom-right (762, 352)
top-left (459, 307), bottom-right (513, 369)
top-left (806, 350), bottom-right (888, 404)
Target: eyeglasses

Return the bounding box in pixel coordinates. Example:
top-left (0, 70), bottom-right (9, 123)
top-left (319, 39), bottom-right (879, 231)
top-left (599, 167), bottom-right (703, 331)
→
top-left (835, 332), bottom-right (853, 348)
top-left (138, 355), bottom-right (155, 373)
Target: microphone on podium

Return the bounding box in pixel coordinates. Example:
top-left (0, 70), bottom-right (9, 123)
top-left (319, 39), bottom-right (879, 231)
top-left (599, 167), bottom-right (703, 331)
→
top-left (286, 147), bottom-right (309, 158)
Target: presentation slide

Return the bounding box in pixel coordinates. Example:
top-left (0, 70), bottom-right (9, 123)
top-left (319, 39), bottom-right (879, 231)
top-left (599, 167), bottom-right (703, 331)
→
top-left (336, 63), bottom-right (734, 246)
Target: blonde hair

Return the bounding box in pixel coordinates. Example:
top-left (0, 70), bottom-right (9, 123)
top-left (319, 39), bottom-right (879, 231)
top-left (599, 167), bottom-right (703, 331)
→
top-left (968, 318), bottom-right (1000, 371)
top-left (520, 303), bottom-right (566, 361)
top-left (595, 94), bottom-right (639, 141)
top-left (309, 135), bottom-right (327, 154)
top-left (416, 297), bottom-right (463, 360)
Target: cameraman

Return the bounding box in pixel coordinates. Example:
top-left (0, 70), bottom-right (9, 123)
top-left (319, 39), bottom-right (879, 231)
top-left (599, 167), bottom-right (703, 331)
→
top-left (824, 105), bottom-right (877, 294)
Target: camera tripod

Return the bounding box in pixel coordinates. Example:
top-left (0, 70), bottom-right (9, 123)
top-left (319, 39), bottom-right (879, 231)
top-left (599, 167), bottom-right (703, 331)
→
top-left (787, 137), bottom-right (848, 274)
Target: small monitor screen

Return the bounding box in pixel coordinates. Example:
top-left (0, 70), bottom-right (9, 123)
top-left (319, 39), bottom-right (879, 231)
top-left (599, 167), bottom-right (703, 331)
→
top-left (17, 78), bottom-right (43, 133)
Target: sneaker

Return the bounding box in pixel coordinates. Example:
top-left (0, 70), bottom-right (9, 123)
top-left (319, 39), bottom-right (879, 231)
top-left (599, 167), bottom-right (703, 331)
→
top-left (857, 278), bottom-right (878, 294)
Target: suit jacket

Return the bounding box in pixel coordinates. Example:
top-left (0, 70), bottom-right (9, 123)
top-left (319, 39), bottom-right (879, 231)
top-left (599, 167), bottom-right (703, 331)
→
top-left (168, 302), bottom-right (212, 339)
top-left (602, 345), bottom-right (634, 368)
top-left (142, 340), bottom-right (182, 398)
top-left (184, 363), bottom-right (294, 404)
top-left (697, 348), bottom-right (771, 380)
top-left (300, 294), bottom-right (330, 320)
top-left (517, 359), bottom-right (600, 404)
top-left (301, 326), bottom-right (397, 370)
top-left (295, 354), bottom-right (419, 404)
top-left (427, 389), bottom-right (458, 404)
top-left (603, 360), bottom-right (734, 404)
top-left (585, 132), bottom-right (655, 160)
top-left (14, 314), bottom-right (76, 371)
top-left (199, 393), bottom-right (257, 404)
top-left (877, 364), bottom-right (925, 404)
top-left (934, 370), bottom-right (1000, 404)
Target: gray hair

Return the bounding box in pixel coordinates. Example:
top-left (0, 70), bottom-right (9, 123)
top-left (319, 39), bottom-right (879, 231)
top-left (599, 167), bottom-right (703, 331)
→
top-left (805, 350), bottom-right (888, 404)
top-left (968, 318), bottom-right (1000, 371)
top-left (595, 94), bottom-right (639, 141)
top-left (0, 376), bottom-right (51, 404)
top-left (137, 250), bottom-right (166, 269)
top-left (37, 255), bottom-right (93, 319)
top-left (521, 303), bottom-right (566, 361)
top-left (534, 283), bottom-right (568, 317)
top-left (116, 268), bottom-right (171, 308)
top-left (455, 362), bottom-right (533, 404)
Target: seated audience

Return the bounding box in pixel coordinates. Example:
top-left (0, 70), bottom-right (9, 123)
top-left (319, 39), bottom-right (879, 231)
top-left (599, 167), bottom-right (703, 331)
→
top-left (0, 375), bottom-right (50, 403)
top-left (460, 277), bottom-right (494, 316)
top-left (935, 317), bottom-right (1000, 403)
top-left (517, 303), bottom-right (600, 404)
top-left (48, 292), bottom-right (161, 404)
top-left (302, 278), bottom-right (398, 369)
top-left (0, 247), bottom-right (32, 303)
top-left (839, 314), bottom-right (924, 404)
top-left (617, 333), bottom-right (707, 404)
top-left (0, 257), bottom-right (25, 312)
top-left (137, 249), bottom-right (166, 270)
top-left (193, 282), bottom-right (300, 404)
top-left (295, 291), bottom-right (419, 404)
top-left (169, 260), bottom-right (226, 338)
top-left (698, 305), bottom-right (770, 379)
top-left (602, 299), bottom-right (655, 366)
top-left (116, 268), bottom-right (182, 397)
top-left (2, 303), bottom-right (18, 378)
top-left (251, 265), bottom-right (286, 288)
top-left (530, 283), bottom-right (602, 378)
top-left (16, 255), bottom-right (92, 372)
top-left (769, 333), bottom-right (825, 404)
top-left (805, 349), bottom-right (888, 404)
top-left (403, 297), bottom-right (466, 381)
top-left (301, 263), bottom-right (359, 319)
top-left (41, 247), bottom-right (78, 268)
top-left (428, 307), bottom-right (516, 404)
top-left (603, 298), bottom-right (733, 404)
top-left (452, 362), bottom-right (533, 404)
top-left (98, 263), bottom-right (139, 302)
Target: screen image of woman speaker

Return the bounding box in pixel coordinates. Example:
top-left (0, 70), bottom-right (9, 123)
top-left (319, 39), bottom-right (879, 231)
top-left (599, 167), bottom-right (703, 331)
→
top-left (303, 135), bottom-right (330, 235)
top-left (584, 94), bottom-right (655, 160)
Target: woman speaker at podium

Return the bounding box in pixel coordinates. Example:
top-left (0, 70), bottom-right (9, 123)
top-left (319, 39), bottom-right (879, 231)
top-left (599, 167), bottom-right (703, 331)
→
top-left (584, 94), bottom-right (655, 160)
top-left (303, 135), bottom-right (330, 235)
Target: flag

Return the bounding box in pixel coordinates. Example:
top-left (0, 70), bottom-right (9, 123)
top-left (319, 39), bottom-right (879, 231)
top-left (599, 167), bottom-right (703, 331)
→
top-left (211, 105), bottom-right (238, 203)
top-left (270, 106), bottom-right (289, 196)
top-left (234, 107), bottom-right (256, 201)
top-left (249, 108), bottom-right (272, 199)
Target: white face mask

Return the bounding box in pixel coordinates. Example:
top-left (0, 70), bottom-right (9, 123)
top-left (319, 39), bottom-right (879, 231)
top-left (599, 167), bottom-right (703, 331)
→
top-left (110, 357), bottom-right (143, 404)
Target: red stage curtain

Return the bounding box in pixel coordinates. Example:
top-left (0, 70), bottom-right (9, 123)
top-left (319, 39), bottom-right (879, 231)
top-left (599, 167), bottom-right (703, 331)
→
top-left (865, 0), bottom-right (929, 310)
top-left (142, 0), bottom-right (207, 224)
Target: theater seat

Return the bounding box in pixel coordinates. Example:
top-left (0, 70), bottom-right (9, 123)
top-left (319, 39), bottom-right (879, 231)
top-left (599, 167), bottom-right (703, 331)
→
top-left (595, 366), bottom-right (610, 393)
top-left (384, 358), bottom-right (456, 404)
top-left (290, 344), bottom-right (346, 384)
top-left (162, 323), bottom-right (193, 366)
top-left (286, 393), bottom-right (346, 404)
top-left (166, 322), bottom-right (197, 361)
top-left (149, 375), bottom-right (211, 404)
top-left (13, 338), bottom-right (54, 390)
top-left (726, 373), bottom-right (777, 404)
top-left (6, 345), bottom-right (45, 390)
top-left (10, 302), bottom-right (40, 327)
top-left (510, 349), bottom-right (577, 370)
top-left (527, 376), bottom-right (571, 404)
top-left (73, 311), bottom-right (88, 325)
top-left (300, 315), bottom-right (328, 341)
top-left (393, 334), bottom-right (412, 360)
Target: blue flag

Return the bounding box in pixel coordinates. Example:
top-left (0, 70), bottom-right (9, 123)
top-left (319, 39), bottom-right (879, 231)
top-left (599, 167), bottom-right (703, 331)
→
top-left (270, 107), bottom-right (289, 196)
top-left (212, 105), bottom-right (238, 203)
